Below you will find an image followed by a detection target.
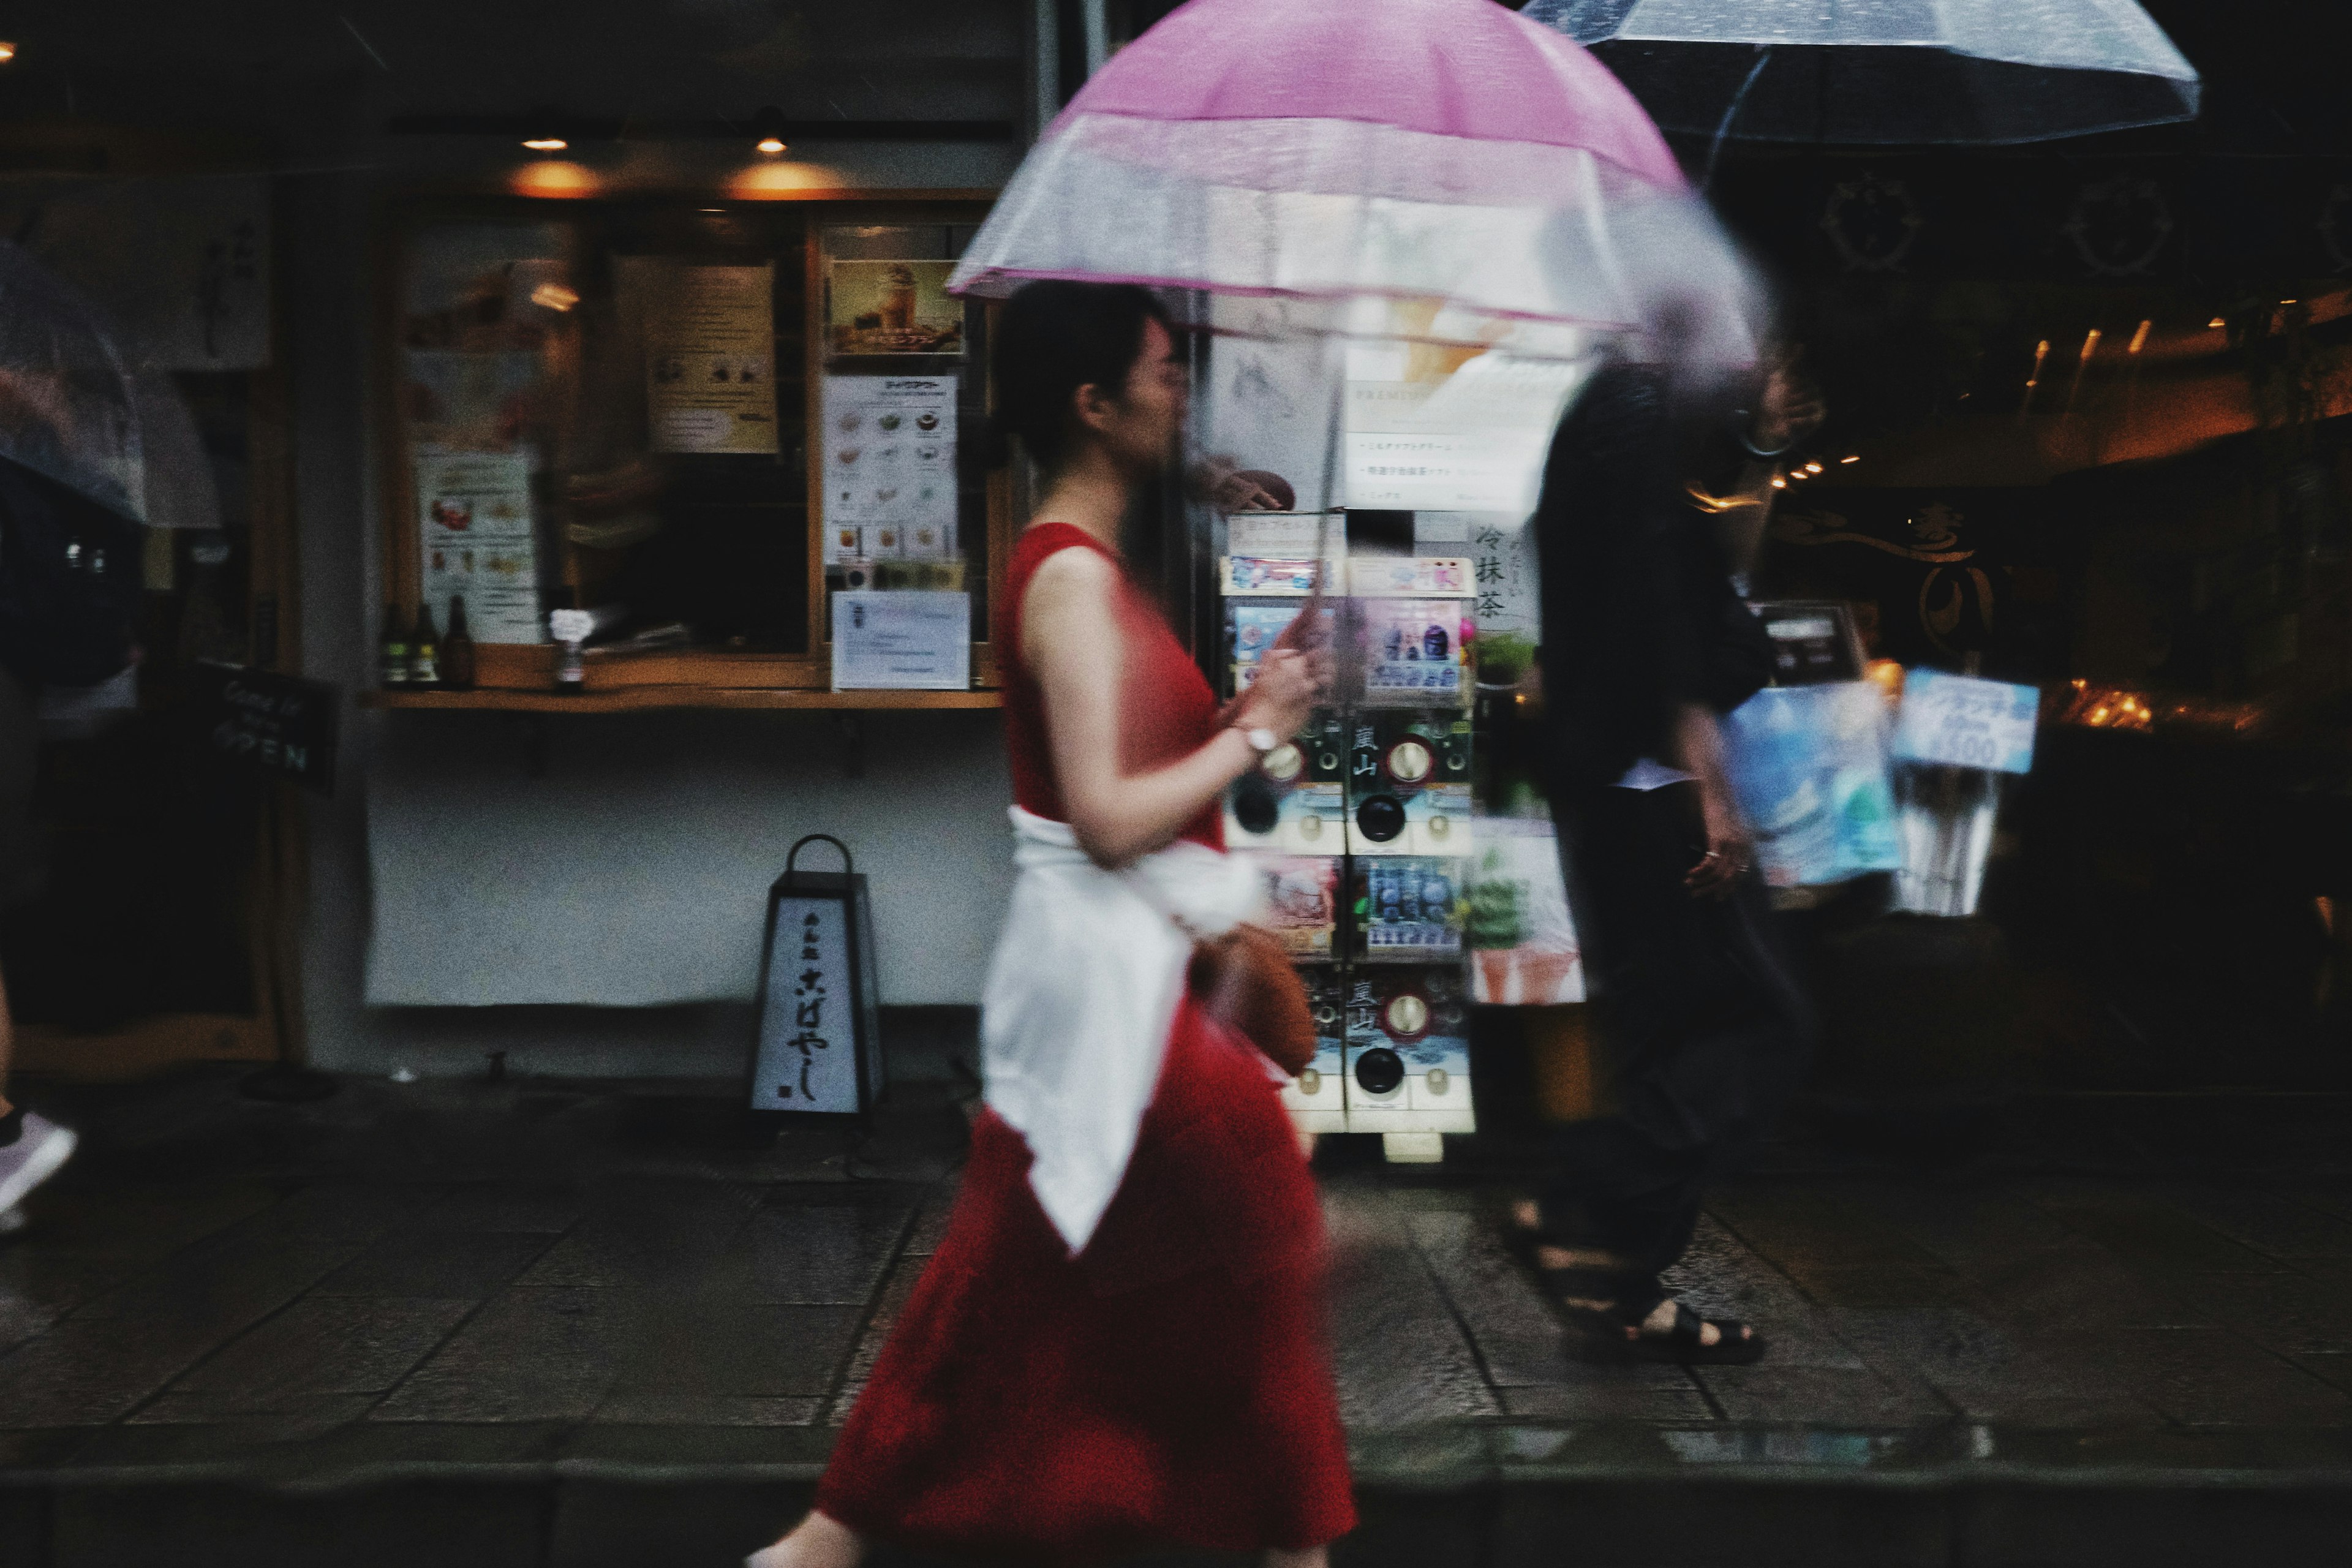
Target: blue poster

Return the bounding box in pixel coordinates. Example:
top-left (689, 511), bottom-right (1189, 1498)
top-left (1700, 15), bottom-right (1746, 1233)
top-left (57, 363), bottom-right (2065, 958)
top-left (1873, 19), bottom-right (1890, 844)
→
top-left (1722, 682), bottom-right (1901, 889)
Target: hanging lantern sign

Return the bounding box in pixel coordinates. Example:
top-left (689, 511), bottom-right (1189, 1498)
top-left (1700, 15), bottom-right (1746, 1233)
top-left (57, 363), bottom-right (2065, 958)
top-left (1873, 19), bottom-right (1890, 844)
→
top-left (748, 835), bottom-right (885, 1116)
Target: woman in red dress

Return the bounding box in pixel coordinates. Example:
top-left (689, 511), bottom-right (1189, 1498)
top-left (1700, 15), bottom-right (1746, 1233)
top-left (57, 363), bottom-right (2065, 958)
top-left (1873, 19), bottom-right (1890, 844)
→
top-left (750, 282), bottom-right (1353, 1568)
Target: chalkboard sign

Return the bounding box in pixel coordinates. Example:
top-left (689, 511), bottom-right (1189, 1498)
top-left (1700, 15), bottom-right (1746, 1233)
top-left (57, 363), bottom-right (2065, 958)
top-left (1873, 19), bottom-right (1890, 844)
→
top-left (190, 662), bottom-right (339, 794)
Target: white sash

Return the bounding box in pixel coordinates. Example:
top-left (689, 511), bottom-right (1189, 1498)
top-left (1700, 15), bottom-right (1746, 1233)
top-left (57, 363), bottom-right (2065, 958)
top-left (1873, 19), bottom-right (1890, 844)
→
top-left (981, 806), bottom-right (1263, 1253)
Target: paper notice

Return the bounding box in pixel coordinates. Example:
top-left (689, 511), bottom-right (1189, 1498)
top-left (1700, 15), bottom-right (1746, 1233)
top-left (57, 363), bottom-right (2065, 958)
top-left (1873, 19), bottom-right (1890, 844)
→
top-left (415, 450), bottom-right (542, 643)
top-left (820, 375), bottom-right (959, 560)
top-left (644, 264), bottom-right (778, 454)
top-left (831, 590), bottom-right (970, 690)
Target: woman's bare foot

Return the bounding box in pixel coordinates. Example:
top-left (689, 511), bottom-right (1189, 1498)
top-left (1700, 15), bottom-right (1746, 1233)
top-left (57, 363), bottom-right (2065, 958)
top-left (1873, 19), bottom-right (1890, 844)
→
top-left (746, 1511), bottom-right (863, 1568)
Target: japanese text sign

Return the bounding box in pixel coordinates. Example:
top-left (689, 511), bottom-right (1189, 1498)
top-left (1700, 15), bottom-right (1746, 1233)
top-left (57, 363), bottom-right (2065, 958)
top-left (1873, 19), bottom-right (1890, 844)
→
top-left (1891, 669), bottom-right (2040, 775)
top-left (753, 895), bottom-right (862, 1112)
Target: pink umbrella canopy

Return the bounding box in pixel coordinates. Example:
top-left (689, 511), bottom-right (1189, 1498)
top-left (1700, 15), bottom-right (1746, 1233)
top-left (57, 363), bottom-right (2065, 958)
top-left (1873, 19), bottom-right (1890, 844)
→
top-left (951, 0), bottom-right (1761, 356)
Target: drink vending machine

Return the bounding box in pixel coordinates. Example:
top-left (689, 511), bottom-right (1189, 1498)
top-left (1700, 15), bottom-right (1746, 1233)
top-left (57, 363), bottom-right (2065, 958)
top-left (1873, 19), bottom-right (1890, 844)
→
top-left (1219, 513), bottom-right (1479, 1159)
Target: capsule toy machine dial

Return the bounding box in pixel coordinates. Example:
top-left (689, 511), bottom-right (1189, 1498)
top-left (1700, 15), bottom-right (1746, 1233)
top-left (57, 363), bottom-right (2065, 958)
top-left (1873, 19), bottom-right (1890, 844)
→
top-left (1217, 513), bottom-right (1349, 1133)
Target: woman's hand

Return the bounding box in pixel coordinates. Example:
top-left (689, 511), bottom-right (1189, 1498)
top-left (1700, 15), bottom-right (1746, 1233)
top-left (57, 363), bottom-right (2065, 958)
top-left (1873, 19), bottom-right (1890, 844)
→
top-left (1684, 776), bottom-right (1752, 900)
top-left (1237, 647), bottom-right (1323, 741)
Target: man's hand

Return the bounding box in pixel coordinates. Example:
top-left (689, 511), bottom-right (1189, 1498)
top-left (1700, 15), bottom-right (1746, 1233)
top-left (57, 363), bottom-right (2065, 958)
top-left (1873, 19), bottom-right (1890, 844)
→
top-left (1189, 455), bottom-right (1294, 513)
top-left (1684, 777), bottom-right (1752, 899)
top-left (1751, 350), bottom-right (1825, 456)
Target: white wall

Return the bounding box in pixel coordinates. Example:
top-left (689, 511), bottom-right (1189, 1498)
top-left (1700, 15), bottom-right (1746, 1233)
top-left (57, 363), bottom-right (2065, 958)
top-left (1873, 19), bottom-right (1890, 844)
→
top-left (361, 708), bottom-right (1012, 1010)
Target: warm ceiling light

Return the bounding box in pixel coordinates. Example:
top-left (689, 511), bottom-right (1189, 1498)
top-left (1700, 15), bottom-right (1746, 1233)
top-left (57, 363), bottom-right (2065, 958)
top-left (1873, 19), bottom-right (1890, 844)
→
top-left (1804, 461), bottom-right (1823, 474)
top-left (0, 42), bottom-right (17, 63)
top-left (1770, 476), bottom-right (1787, 489)
top-left (751, 106), bottom-right (788, 157)
top-left (2128, 320), bottom-right (2152, 354)
top-left (522, 137), bottom-right (569, 152)
top-left (2209, 317), bottom-right (2226, 329)
top-left (1840, 454), bottom-right (1860, 464)
top-left (529, 281), bottom-right (580, 312)
top-left (2079, 328), bottom-right (2102, 360)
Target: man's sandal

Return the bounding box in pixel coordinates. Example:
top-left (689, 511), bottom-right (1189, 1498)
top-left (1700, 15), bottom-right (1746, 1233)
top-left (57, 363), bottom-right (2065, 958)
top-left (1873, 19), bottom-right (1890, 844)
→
top-left (1493, 1210), bottom-right (1767, 1366)
top-left (1621, 1298), bottom-right (1766, 1366)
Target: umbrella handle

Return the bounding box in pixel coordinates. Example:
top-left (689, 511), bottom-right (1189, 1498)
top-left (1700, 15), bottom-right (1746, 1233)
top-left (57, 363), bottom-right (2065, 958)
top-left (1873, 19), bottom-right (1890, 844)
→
top-left (1702, 45), bottom-right (1774, 194)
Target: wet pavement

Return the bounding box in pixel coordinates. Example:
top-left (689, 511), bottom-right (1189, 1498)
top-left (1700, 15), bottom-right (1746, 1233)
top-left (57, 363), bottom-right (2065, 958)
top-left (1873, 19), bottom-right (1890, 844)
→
top-left (2, 1068), bottom-right (2350, 1566)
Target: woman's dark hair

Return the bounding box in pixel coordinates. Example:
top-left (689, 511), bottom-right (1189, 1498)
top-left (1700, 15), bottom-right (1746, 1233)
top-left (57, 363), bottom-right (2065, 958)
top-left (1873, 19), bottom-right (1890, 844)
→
top-left (992, 281), bottom-right (1170, 474)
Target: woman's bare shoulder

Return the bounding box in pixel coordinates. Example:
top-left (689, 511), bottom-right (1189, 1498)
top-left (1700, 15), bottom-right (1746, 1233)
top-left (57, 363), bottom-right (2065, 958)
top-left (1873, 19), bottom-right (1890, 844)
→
top-left (1023, 537), bottom-right (1118, 606)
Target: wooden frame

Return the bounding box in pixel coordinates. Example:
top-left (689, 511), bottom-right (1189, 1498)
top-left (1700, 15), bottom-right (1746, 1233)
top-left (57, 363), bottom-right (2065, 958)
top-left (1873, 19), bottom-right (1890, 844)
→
top-left (2, 125), bottom-right (303, 1079)
top-left (371, 190), bottom-right (1012, 712)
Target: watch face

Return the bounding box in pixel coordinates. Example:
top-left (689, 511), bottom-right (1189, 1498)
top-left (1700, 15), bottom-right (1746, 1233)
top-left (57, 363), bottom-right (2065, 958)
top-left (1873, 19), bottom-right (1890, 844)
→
top-left (1385, 739), bottom-right (1434, 785)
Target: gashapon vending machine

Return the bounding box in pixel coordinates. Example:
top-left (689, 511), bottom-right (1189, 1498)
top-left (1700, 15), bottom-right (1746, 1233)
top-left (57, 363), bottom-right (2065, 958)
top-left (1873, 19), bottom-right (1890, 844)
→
top-left (1220, 513), bottom-right (1479, 1161)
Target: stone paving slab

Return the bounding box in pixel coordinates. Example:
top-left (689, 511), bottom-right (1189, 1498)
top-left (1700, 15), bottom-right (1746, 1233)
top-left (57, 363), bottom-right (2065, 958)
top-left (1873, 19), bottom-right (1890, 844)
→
top-left (2, 1074), bottom-right (2351, 1564)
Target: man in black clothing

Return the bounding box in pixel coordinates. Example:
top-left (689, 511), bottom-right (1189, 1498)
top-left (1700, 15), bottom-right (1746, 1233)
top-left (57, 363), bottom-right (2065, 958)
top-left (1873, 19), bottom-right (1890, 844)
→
top-left (1507, 352), bottom-right (1820, 1363)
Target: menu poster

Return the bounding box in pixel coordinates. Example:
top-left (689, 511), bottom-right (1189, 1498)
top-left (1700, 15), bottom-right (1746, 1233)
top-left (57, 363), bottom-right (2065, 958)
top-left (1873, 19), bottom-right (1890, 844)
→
top-left (827, 260), bottom-right (963, 356)
top-left (820, 375), bottom-right (959, 559)
top-left (1344, 342), bottom-right (1586, 513)
top-left (643, 263), bottom-right (779, 454)
top-left (415, 450), bottom-right (543, 643)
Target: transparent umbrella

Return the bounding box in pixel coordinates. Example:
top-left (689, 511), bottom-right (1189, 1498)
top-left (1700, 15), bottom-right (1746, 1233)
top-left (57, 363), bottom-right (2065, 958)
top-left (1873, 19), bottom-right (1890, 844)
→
top-left (1523, 0), bottom-right (2201, 148)
top-left (951, 0), bottom-right (1765, 369)
top-left (0, 241), bottom-right (146, 524)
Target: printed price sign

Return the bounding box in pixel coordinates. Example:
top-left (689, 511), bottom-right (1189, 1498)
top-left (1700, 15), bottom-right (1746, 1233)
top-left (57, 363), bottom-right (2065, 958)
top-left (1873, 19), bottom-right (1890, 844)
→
top-left (1891, 669), bottom-right (2040, 775)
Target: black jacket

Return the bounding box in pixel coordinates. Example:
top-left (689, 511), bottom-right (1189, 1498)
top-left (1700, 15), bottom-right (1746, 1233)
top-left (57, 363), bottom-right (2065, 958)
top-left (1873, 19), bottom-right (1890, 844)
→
top-left (1531, 364), bottom-right (1776, 791)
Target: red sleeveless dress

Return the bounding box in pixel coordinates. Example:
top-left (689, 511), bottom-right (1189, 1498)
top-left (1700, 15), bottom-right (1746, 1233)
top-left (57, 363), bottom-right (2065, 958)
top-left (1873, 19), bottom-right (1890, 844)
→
top-left (813, 523), bottom-right (1355, 1563)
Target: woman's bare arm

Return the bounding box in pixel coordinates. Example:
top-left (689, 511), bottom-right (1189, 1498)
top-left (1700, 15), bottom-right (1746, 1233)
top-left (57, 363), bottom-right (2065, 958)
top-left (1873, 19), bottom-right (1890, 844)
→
top-left (1023, 546), bottom-right (1303, 868)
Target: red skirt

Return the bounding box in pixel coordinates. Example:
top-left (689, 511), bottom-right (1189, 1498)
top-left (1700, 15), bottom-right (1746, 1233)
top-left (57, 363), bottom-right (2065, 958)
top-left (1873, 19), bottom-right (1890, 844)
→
top-left (815, 998), bottom-right (1355, 1564)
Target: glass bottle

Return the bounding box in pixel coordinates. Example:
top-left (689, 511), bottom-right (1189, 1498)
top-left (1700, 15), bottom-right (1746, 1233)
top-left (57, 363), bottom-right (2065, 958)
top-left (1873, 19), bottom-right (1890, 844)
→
top-left (380, 603), bottom-right (411, 687)
top-left (410, 603), bottom-right (440, 687)
top-left (441, 595), bottom-right (477, 690)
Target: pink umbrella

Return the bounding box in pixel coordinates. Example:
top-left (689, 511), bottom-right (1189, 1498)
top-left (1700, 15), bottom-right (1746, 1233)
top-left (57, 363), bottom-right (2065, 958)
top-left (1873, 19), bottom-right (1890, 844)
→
top-left (952, 0), bottom-right (1759, 357)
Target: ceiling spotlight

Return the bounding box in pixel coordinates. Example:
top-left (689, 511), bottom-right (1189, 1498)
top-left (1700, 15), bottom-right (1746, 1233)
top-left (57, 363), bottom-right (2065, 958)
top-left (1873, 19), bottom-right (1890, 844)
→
top-left (1770, 476), bottom-right (1787, 489)
top-left (2208, 317), bottom-right (2226, 329)
top-left (752, 107), bottom-right (788, 157)
top-left (521, 108), bottom-right (571, 153)
top-left (1840, 454), bottom-right (1860, 464)
top-left (0, 42), bottom-right (18, 63)
top-left (2128, 320), bottom-right (2152, 355)
top-left (529, 281), bottom-right (581, 312)
top-left (1804, 461), bottom-right (1824, 474)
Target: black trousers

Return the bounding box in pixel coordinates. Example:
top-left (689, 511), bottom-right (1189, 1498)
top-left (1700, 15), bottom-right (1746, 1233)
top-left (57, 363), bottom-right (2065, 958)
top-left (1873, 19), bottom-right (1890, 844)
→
top-left (1538, 782), bottom-right (1814, 1293)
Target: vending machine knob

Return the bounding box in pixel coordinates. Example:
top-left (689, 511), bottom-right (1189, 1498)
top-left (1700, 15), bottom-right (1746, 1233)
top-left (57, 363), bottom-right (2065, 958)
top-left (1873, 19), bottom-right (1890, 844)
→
top-left (1262, 743), bottom-right (1305, 783)
top-left (1297, 1068), bottom-right (1322, 1095)
top-left (1383, 993), bottom-right (1430, 1036)
top-left (1354, 794), bottom-right (1406, 842)
top-left (1385, 739), bottom-right (1434, 784)
top-left (1353, 1047), bottom-right (1405, 1096)
top-left (1231, 773), bottom-right (1281, 834)
top-left (1425, 1066), bottom-right (1450, 1096)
